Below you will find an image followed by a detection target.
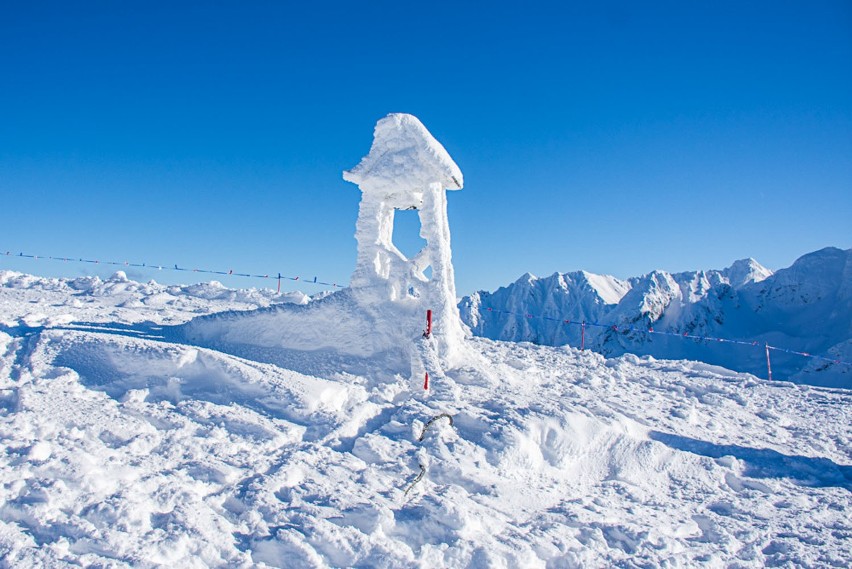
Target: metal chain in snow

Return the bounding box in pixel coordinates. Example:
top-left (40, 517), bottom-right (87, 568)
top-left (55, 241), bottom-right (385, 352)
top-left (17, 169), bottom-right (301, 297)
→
top-left (403, 464), bottom-right (426, 498)
top-left (403, 414), bottom-right (455, 499)
top-left (418, 413), bottom-right (454, 442)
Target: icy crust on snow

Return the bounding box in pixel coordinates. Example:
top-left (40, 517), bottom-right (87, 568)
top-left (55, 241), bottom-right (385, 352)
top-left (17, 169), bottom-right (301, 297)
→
top-left (343, 113), bottom-right (463, 209)
top-left (1, 272), bottom-right (851, 567)
top-left (461, 248), bottom-right (852, 388)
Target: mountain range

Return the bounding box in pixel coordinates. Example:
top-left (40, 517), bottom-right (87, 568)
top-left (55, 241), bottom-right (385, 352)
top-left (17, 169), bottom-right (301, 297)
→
top-left (459, 247), bottom-right (852, 388)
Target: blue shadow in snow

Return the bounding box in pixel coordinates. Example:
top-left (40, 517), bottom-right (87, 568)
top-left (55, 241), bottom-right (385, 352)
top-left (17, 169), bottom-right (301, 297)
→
top-left (650, 431), bottom-right (852, 491)
top-left (0, 320), bottom-right (175, 343)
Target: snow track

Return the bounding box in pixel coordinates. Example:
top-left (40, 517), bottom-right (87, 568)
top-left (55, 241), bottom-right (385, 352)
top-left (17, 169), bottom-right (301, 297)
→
top-left (1, 272), bottom-right (850, 567)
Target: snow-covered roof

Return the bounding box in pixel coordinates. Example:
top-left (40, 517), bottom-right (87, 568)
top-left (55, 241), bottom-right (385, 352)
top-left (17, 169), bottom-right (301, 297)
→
top-left (343, 113), bottom-right (463, 209)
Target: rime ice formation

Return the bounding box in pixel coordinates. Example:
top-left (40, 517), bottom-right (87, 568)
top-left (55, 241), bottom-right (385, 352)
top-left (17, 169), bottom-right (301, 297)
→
top-left (181, 113), bottom-right (469, 385)
top-left (344, 113), bottom-right (467, 366)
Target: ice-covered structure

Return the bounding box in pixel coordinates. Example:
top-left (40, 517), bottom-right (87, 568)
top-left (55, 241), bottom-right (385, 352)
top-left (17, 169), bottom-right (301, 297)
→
top-left (183, 113), bottom-right (468, 384)
top-left (344, 113), bottom-right (467, 365)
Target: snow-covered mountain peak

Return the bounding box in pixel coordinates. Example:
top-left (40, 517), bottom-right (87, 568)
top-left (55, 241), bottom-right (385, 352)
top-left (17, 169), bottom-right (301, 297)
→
top-left (504, 270), bottom-right (631, 307)
top-left (724, 257), bottom-right (773, 288)
top-left (633, 270), bottom-right (681, 297)
top-left (511, 272), bottom-right (538, 286)
top-left (781, 247), bottom-right (849, 280)
top-left (616, 270), bottom-right (682, 322)
top-left (750, 247), bottom-right (851, 313)
top-left (577, 270), bottom-right (632, 305)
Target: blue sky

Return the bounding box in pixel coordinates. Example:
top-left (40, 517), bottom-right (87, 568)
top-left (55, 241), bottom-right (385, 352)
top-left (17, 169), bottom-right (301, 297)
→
top-left (2, 1), bottom-right (850, 296)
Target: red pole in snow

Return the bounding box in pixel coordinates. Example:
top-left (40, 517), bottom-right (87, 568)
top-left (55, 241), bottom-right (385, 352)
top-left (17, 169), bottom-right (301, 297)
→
top-left (581, 321), bottom-right (586, 351)
top-left (277, 273), bottom-right (282, 294)
top-left (424, 372), bottom-right (429, 390)
top-left (424, 309), bottom-right (432, 338)
top-left (765, 343), bottom-right (773, 381)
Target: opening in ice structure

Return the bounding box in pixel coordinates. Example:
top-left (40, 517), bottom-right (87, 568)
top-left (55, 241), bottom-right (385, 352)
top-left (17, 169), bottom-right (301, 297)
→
top-left (343, 113), bottom-right (466, 363)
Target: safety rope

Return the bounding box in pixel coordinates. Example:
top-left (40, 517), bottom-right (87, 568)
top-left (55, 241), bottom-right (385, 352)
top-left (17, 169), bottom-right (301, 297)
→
top-left (2, 250), bottom-right (346, 290)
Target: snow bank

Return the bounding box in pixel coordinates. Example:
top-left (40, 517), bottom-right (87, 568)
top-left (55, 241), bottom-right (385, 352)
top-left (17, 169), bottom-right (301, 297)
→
top-left (0, 270), bottom-right (308, 327)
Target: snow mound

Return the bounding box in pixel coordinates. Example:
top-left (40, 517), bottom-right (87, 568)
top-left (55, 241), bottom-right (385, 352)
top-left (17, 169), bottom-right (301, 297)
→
top-left (0, 270), bottom-right (309, 328)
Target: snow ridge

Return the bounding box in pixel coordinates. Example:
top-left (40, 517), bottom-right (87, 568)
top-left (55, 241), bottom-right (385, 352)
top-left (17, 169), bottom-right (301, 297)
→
top-left (460, 270), bottom-right (631, 347)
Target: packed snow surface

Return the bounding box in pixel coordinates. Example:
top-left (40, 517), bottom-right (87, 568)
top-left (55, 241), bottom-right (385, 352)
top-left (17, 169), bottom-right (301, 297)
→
top-left (1, 270), bottom-right (850, 567)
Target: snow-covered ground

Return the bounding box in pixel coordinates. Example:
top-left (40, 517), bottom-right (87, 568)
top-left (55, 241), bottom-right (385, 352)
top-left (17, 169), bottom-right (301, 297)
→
top-left (1, 270), bottom-right (849, 567)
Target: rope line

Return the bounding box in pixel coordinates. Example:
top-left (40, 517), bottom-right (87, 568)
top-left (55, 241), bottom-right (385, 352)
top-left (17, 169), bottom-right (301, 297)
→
top-left (3, 250), bottom-right (346, 290)
top-left (5, 248), bottom-right (847, 371)
top-left (480, 306), bottom-right (852, 369)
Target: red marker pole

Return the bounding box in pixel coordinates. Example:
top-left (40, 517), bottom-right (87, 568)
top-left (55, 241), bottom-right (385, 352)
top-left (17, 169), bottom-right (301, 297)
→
top-left (424, 372), bottom-right (429, 390)
top-left (581, 321), bottom-right (586, 351)
top-left (426, 309), bottom-right (432, 338)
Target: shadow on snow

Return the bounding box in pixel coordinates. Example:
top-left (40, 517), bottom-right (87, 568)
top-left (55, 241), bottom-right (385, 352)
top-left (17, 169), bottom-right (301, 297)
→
top-left (650, 431), bottom-right (852, 491)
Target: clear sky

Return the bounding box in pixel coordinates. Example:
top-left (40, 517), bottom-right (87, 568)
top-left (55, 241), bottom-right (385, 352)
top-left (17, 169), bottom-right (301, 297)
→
top-left (2, 1), bottom-right (851, 296)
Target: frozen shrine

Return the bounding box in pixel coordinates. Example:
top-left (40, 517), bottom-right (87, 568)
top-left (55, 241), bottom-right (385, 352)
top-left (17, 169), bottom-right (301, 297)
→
top-left (344, 113), bottom-right (467, 364)
top-left (185, 113), bottom-right (468, 382)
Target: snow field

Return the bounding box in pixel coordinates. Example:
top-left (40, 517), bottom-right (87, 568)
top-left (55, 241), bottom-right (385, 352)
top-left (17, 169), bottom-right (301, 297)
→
top-left (0, 272), bottom-right (850, 567)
